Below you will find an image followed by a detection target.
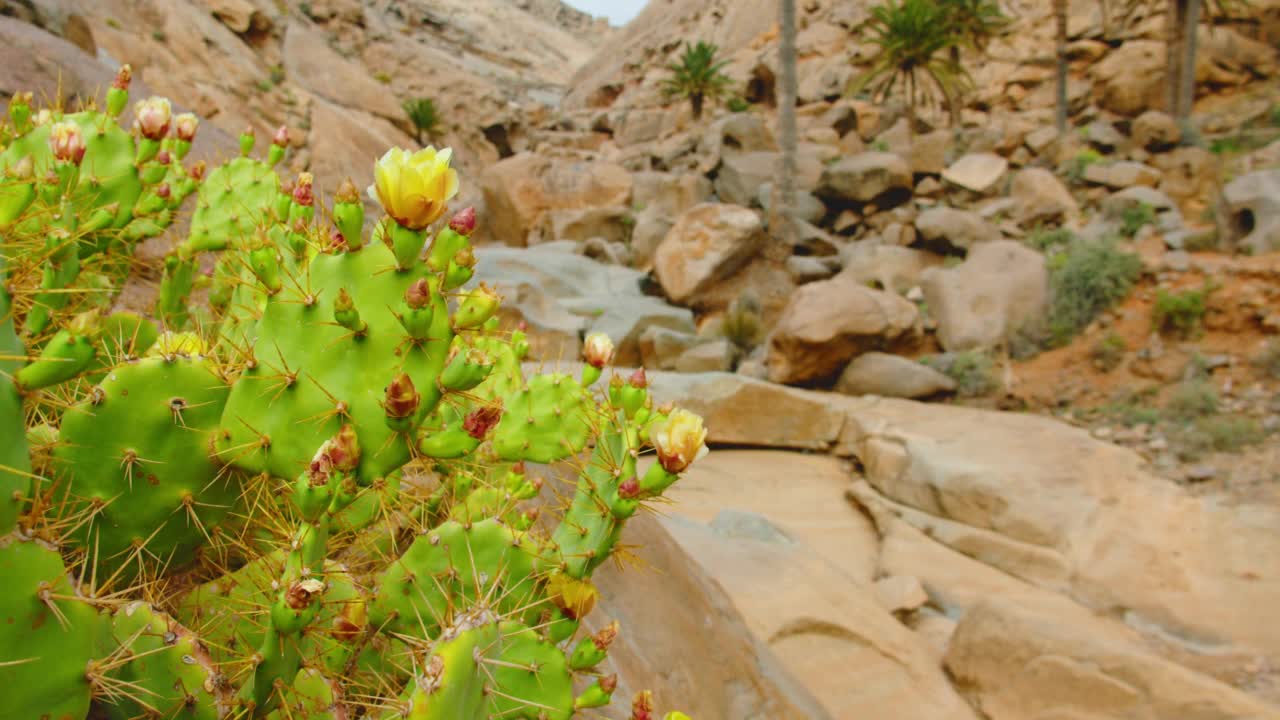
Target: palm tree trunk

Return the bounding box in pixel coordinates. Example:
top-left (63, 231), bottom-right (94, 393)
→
top-left (691, 93), bottom-right (704, 120)
top-left (1054, 0), bottom-right (1069, 134)
top-left (1178, 0), bottom-right (1201, 122)
top-left (1166, 0), bottom-right (1186, 114)
top-left (949, 45), bottom-right (963, 128)
top-left (907, 72), bottom-right (918, 141)
top-left (772, 0), bottom-right (799, 257)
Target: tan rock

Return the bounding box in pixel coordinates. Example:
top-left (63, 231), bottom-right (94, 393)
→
top-left (817, 152), bottom-right (912, 205)
top-left (838, 244), bottom-right (943, 294)
top-left (653, 204), bottom-right (766, 306)
top-left (208, 0), bottom-right (271, 34)
top-left (922, 240), bottom-right (1048, 352)
top-left (283, 22), bottom-right (403, 125)
top-left (836, 352), bottom-right (957, 399)
top-left (1091, 40), bottom-right (1165, 116)
top-left (1082, 160), bottom-right (1161, 189)
top-left (946, 599), bottom-right (1279, 720)
top-left (1010, 167), bottom-right (1079, 225)
top-left (874, 575), bottom-right (929, 614)
top-left (915, 206), bottom-right (1001, 251)
top-left (1132, 110), bottom-right (1182, 151)
top-left (480, 153), bottom-right (632, 246)
top-left (941, 153), bottom-right (1009, 194)
top-left (766, 277), bottom-right (919, 384)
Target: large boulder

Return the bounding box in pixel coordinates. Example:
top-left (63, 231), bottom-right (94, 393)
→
top-left (697, 112), bottom-right (778, 173)
top-left (941, 153), bottom-right (1008, 195)
top-left (945, 599), bottom-right (1278, 720)
top-left (1081, 160), bottom-right (1161, 189)
top-left (1219, 169), bottom-right (1280, 254)
top-left (588, 297), bottom-right (696, 367)
top-left (480, 153), bottom-right (632, 246)
top-left (817, 152), bottom-right (912, 206)
top-left (914, 206), bottom-right (1001, 252)
top-left (1132, 109), bottom-right (1182, 151)
top-left (921, 240), bottom-right (1048, 351)
top-left (653, 204), bottom-right (767, 306)
top-left (630, 172), bottom-right (713, 268)
top-left (1010, 167), bottom-right (1079, 226)
top-left (765, 277), bottom-right (919, 384)
top-left (715, 151), bottom-right (781, 207)
top-left (284, 22), bottom-right (403, 125)
top-left (836, 352), bottom-right (957, 398)
top-left (839, 245), bottom-right (944, 294)
top-left (1091, 40), bottom-right (1165, 116)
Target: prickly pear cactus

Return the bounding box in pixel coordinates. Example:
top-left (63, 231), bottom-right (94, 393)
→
top-left (0, 86), bottom-right (704, 720)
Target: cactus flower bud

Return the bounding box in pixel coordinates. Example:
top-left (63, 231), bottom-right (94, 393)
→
top-left (452, 282), bottom-right (500, 329)
top-left (368, 146), bottom-right (459, 230)
top-left (156, 183), bottom-right (171, 199)
top-left (333, 287), bottom-right (366, 334)
top-left (134, 96), bottom-right (172, 140)
top-left (174, 112), bottom-right (198, 142)
top-left (273, 125), bottom-right (290, 147)
top-left (600, 675), bottom-right (619, 694)
top-left (631, 691), bottom-right (654, 720)
top-left (582, 333), bottom-right (615, 369)
top-left (452, 246), bottom-right (476, 269)
top-left (48, 121), bottom-right (86, 164)
top-left (9, 154), bottom-right (33, 180)
top-left (383, 373), bottom-right (420, 422)
top-left (293, 171), bottom-right (314, 206)
top-left (155, 149), bottom-right (171, 165)
top-left (546, 573), bottom-right (598, 621)
top-left (593, 620), bottom-right (620, 650)
top-left (285, 579), bottom-right (326, 611)
top-left (335, 177), bottom-right (359, 203)
top-left (462, 404), bottom-right (503, 440)
top-left (188, 161), bottom-right (206, 181)
top-left (112, 64), bottom-right (132, 90)
top-left (628, 367), bottom-right (648, 389)
top-left (448, 206), bottom-right (477, 236)
top-left (651, 409), bottom-right (708, 474)
top-left (325, 424), bottom-right (360, 472)
top-left (405, 278), bottom-right (432, 309)
top-left (33, 109), bottom-right (52, 127)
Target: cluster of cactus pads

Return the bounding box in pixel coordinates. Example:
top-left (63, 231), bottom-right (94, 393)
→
top-left (0, 68), bottom-right (701, 720)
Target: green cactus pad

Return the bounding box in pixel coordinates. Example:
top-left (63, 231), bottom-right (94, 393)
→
top-left (0, 269), bottom-right (29, 534)
top-left (99, 601), bottom-right (226, 720)
top-left (215, 242), bottom-right (452, 485)
top-left (53, 354), bottom-right (233, 583)
top-left (0, 534), bottom-right (102, 720)
top-left (185, 156), bottom-right (281, 254)
top-left (492, 373), bottom-right (595, 464)
top-left (366, 518), bottom-right (544, 641)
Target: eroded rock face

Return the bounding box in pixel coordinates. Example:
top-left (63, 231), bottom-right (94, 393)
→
top-left (653, 203), bottom-right (766, 305)
top-left (1220, 169), bottom-right (1280, 254)
top-left (914, 206), bottom-right (1001, 252)
top-left (921, 240), bottom-right (1048, 352)
top-left (765, 277), bottom-right (919, 385)
top-left (480, 153), bottom-right (633, 246)
top-left (1010, 167), bottom-right (1079, 226)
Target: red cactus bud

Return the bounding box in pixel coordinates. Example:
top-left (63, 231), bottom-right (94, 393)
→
top-left (335, 177), bottom-right (359, 204)
top-left (618, 477), bottom-right (640, 499)
top-left (448, 206), bottom-right (477, 236)
top-left (156, 183), bottom-right (171, 199)
top-left (328, 227), bottom-right (347, 251)
top-left (384, 374), bottom-right (420, 420)
top-left (157, 150), bottom-right (172, 166)
top-left (332, 616), bottom-right (362, 641)
top-left (113, 64), bottom-right (132, 90)
top-left (293, 172), bottom-right (314, 206)
top-left (325, 424), bottom-right (360, 472)
top-left (284, 579), bottom-right (325, 610)
top-left (308, 454), bottom-right (334, 485)
top-left (463, 404), bottom-right (503, 440)
top-left (188, 161), bottom-right (206, 181)
top-left (593, 620), bottom-right (620, 650)
top-left (631, 691), bottom-right (654, 720)
top-left (511, 461), bottom-right (526, 475)
top-left (600, 674), bottom-right (619, 693)
top-left (628, 367), bottom-right (647, 389)
top-left (273, 125), bottom-right (290, 147)
top-left (404, 278), bottom-right (432, 309)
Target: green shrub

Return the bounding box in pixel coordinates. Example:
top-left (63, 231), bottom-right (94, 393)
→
top-left (1174, 415), bottom-right (1266, 459)
top-left (1026, 225), bottom-right (1074, 252)
top-left (1046, 238), bottom-right (1143, 346)
top-left (1152, 286), bottom-right (1210, 338)
top-left (1255, 340), bottom-right (1280, 379)
top-left (922, 351), bottom-right (998, 397)
top-left (1167, 379), bottom-right (1219, 421)
top-left (1066, 149), bottom-right (1104, 183)
top-left (402, 97), bottom-right (441, 143)
top-left (1119, 202), bottom-right (1155, 239)
top-left (1090, 331), bottom-right (1127, 372)
top-left (374, 71), bottom-right (393, 84)
top-left (661, 41), bottom-right (732, 120)
top-left (727, 96), bottom-right (751, 113)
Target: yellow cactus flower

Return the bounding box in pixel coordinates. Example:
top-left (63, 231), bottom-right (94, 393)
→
top-left (546, 572), bottom-right (598, 620)
top-left (651, 408), bottom-right (709, 474)
top-left (368, 146), bottom-right (460, 230)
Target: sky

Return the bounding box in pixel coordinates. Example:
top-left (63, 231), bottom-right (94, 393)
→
top-left (563, 0), bottom-right (648, 26)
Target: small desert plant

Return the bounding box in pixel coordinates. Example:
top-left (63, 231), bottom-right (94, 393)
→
top-left (726, 96), bottom-right (751, 113)
top-left (661, 41), bottom-right (732, 120)
top-left (1066, 149), bottom-right (1104, 183)
top-left (403, 97), bottom-right (441, 143)
top-left (1120, 202), bottom-right (1156, 238)
top-left (1090, 331), bottom-right (1128, 372)
top-left (1152, 285), bottom-right (1211, 338)
top-left (1046, 238), bottom-right (1143, 346)
top-left (1167, 379), bottom-right (1219, 420)
top-left (374, 71), bottom-right (393, 84)
top-left (854, 0), bottom-right (969, 134)
top-left (922, 351), bottom-right (997, 397)
top-left (1026, 225), bottom-right (1075, 252)
top-left (721, 290), bottom-right (764, 352)
top-left (1255, 340), bottom-right (1280, 379)
top-left (1173, 415), bottom-right (1266, 459)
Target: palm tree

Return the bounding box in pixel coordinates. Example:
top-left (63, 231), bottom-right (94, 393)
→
top-left (852, 0), bottom-right (969, 137)
top-left (773, 0), bottom-right (799, 255)
top-left (1054, 0), bottom-right (1069, 133)
top-left (939, 0), bottom-right (1008, 126)
top-left (661, 41), bottom-right (732, 120)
